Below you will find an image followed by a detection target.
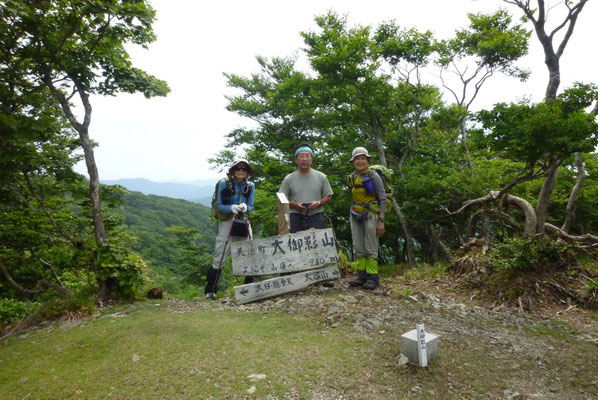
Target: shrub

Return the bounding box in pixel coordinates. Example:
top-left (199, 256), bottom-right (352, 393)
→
top-left (0, 298), bottom-right (38, 325)
top-left (484, 236), bottom-right (576, 274)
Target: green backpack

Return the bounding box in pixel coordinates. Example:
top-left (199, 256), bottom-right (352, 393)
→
top-left (366, 164), bottom-right (394, 199)
top-left (347, 164), bottom-right (394, 214)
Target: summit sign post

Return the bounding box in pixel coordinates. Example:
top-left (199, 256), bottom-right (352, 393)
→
top-left (231, 228), bottom-right (338, 276)
top-left (231, 228), bottom-right (340, 304)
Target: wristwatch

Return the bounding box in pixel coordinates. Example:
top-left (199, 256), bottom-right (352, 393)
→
top-left (379, 216), bottom-right (385, 222)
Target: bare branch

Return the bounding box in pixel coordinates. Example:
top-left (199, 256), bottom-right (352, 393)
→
top-left (545, 222), bottom-right (598, 245)
top-left (29, 248), bottom-right (68, 290)
top-left (447, 191), bottom-right (536, 236)
top-left (0, 260), bottom-right (72, 297)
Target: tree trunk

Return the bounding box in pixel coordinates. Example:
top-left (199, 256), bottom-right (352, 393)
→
top-left (371, 127), bottom-right (417, 267)
top-left (506, 0), bottom-right (589, 236)
top-left (45, 76), bottom-right (108, 302)
top-left (535, 160), bottom-right (559, 235)
top-left (390, 197), bottom-right (416, 267)
top-left (421, 226), bottom-right (437, 264)
top-left (481, 212), bottom-right (491, 241)
top-left (429, 224), bottom-right (452, 262)
top-left (451, 191), bottom-right (537, 237)
top-left (459, 115), bottom-right (474, 171)
top-left (501, 193), bottom-right (537, 237)
top-left (562, 152), bottom-right (587, 233)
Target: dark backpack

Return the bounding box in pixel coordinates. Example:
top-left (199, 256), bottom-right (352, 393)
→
top-left (210, 178), bottom-right (232, 220)
top-left (210, 178), bottom-right (253, 221)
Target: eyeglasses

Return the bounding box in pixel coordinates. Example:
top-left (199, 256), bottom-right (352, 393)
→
top-left (235, 167), bottom-right (248, 172)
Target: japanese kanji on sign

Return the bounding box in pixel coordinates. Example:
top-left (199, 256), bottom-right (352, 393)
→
top-left (231, 228), bottom-right (338, 276)
top-left (234, 265), bottom-right (340, 304)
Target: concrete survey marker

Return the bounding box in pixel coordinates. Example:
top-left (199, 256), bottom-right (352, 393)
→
top-left (231, 228), bottom-right (338, 276)
top-left (400, 326), bottom-right (439, 366)
top-left (234, 264), bottom-right (340, 304)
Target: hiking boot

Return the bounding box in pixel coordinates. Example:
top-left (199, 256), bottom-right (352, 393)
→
top-left (362, 279), bottom-right (379, 290)
top-left (349, 267), bottom-right (367, 287)
top-left (349, 277), bottom-right (366, 287)
top-left (205, 292), bottom-right (216, 300)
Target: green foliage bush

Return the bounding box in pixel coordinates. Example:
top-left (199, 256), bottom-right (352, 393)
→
top-left (0, 298), bottom-right (38, 325)
top-left (336, 252), bottom-right (352, 274)
top-left (484, 237), bottom-right (577, 274)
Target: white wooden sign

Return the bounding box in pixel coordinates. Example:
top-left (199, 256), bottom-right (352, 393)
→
top-left (276, 192), bottom-right (290, 235)
top-left (234, 264), bottom-right (340, 304)
top-left (231, 228), bottom-right (338, 276)
top-left (416, 323), bottom-right (428, 367)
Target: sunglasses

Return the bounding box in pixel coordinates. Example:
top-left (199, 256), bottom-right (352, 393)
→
top-left (234, 167), bottom-right (248, 172)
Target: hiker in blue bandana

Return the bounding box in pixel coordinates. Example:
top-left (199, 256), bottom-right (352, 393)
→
top-left (279, 144), bottom-right (333, 233)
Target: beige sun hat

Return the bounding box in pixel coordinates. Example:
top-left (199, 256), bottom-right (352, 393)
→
top-left (349, 147), bottom-right (372, 162)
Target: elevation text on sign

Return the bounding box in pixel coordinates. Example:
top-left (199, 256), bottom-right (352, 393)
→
top-left (231, 228), bottom-right (338, 276)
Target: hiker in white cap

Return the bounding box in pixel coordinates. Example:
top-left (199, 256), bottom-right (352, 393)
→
top-left (347, 147), bottom-right (387, 290)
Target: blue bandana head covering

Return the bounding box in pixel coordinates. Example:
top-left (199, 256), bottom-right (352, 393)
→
top-left (294, 146), bottom-right (314, 158)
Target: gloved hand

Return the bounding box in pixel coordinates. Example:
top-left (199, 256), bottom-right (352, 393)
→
top-left (237, 203), bottom-right (248, 213)
top-left (230, 204), bottom-right (240, 214)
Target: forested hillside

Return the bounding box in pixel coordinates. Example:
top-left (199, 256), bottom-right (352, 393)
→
top-left (120, 191), bottom-right (216, 293)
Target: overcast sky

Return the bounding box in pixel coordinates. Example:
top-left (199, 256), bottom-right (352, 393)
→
top-left (76, 0), bottom-right (597, 182)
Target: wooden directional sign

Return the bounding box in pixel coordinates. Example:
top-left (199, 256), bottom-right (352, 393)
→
top-left (231, 228), bottom-right (338, 276)
top-left (234, 264), bottom-right (340, 304)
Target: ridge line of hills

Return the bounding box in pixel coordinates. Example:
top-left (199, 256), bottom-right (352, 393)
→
top-left (101, 177), bottom-right (219, 206)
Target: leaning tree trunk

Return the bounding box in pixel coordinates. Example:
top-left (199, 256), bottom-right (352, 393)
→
top-left (46, 76), bottom-right (109, 302)
top-left (501, 193), bottom-right (537, 237)
top-left (450, 191), bottom-right (537, 237)
top-left (535, 159), bottom-right (559, 235)
top-left (563, 103), bottom-right (598, 232)
top-left (389, 197), bottom-right (416, 267)
top-left (79, 125), bottom-right (107, 245)
top-left (562, 152), bottom-right (587, 233)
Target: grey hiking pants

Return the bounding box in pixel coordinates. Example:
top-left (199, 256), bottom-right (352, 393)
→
top-left (211, 218), bottom-right (252, 270)
top-left (350, 213), bottom-right (379, 259)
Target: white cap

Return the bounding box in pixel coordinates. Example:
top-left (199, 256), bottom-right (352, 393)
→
top-left (349, 147), bottom-right (371, 162)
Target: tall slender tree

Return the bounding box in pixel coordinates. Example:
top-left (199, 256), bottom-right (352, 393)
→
top-left (503, 0), bottom-right (591, 234)
top-left (1, 0), bottom-right (169, 301)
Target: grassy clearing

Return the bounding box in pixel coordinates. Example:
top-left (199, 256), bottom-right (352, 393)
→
top-left (1, 302), bottom-right (391, 399)
top-left (1, 283), bottom-right (597, 399)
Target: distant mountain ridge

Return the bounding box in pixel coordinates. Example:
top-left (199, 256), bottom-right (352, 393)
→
top-left (102, 178), bottom-right (219, 205)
